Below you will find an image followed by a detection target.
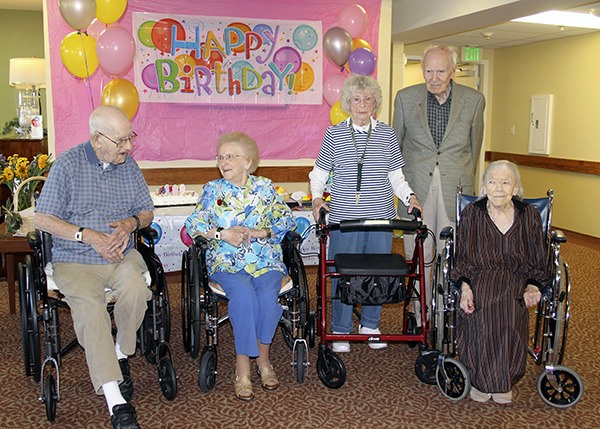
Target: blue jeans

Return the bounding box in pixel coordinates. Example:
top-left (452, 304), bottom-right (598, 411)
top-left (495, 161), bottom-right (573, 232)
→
top-left (328, 229), bottom-right (393, 333)
top-left (210, 270), bottom-right (284, 357)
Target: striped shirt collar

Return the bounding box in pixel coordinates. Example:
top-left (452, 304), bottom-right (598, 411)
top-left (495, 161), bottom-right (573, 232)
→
top-left (346, 116), bottom-right (377, 132)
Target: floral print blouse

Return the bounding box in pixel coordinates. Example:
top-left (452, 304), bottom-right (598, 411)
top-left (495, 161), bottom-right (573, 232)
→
top-left (184, 175), bottom-right (296, 277)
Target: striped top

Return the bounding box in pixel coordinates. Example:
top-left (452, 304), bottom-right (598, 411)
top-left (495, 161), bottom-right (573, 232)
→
top-left (314, 118), bottom-right (405, 223)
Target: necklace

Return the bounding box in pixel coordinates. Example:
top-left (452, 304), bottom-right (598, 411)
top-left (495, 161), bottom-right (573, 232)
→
top-left (349, 118), bottom-right (372, 204)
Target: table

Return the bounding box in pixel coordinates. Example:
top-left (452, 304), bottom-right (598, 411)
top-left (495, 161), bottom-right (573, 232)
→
top-left (0, 231), bottom-right (31, 314)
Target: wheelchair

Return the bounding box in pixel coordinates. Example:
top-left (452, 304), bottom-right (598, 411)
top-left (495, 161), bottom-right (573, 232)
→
top-left (431, 187), bottom-right (584, 407)
top-left (18, 227), bottom-right (177, 422)
top-left (314, 208), bottom-right (442, 389)
top-left (180, 230), bottom-right (311, 391)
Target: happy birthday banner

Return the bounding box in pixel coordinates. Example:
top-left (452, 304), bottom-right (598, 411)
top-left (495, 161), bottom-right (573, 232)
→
top-left (132, 13), bottom-right (323, 105)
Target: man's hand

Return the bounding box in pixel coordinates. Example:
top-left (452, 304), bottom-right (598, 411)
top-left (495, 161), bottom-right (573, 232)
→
top-left (523, 284), bottom-right (542, 307)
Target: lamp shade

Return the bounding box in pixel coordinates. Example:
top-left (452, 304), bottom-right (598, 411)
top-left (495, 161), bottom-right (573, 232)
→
top-left (9, 58), bottom-right (46, 88)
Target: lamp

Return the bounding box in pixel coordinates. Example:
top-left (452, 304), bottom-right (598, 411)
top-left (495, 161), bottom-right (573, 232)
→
top-left (9, 57), bottom-right (46, 139)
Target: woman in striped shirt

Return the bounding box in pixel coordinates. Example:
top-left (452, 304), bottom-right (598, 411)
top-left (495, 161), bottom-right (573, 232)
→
top-left (452, 160), bottom-right (549, 404)
top-left (310, 74), bottom-right (422, 353)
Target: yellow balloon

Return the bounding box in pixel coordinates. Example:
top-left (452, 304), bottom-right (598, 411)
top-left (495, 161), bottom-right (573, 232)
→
top-left (101, 78), bottom-right (139, 119)
top-left (174, 54), bottom-right (197, 77)
top-left (60, 31), bottom-right (99, 78)
top-left (330, 101), bottom-right (349, 125)
top-left (96, 0), bottom-right (127, 24)
top-left (293, 62), bottom-right (315, 92)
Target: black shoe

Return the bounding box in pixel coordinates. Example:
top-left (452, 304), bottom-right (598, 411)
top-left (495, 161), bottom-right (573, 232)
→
top-left (111, 403), bottom-right (141, 429)
top-left (118, 358), bottom-right (134, 402)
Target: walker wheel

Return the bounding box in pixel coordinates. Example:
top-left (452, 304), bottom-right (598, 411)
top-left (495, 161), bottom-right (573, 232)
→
top-left (317, 347), bottom-right (346, 389)
top-left (537, 365), bottom-right (583, 408)
top-left (415, 351), bottom-right (439, 385)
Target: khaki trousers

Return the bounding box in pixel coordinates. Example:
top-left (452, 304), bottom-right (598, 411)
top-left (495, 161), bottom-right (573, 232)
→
top-left (54, 249), bottom-right (151, 394)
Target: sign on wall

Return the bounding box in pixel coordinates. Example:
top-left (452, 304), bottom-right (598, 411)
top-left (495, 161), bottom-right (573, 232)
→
top-left (133, 13), bottom-right (323, 105)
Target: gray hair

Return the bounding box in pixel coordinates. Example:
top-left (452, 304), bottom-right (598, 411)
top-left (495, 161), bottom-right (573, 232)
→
top-left (480, 160), bottom-right (524, 200)
top-left (89, 105), bottom-right (129, 136)
top-left (340, 74), bottom-right (382, 115)
top-left (421, 45), bottom-right (458, 71)
top-left (217, 131), bottom-right (259, 174)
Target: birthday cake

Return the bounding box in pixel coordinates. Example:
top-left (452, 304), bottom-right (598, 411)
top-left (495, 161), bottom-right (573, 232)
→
top-left (151, 184), bottom-right (199, 207)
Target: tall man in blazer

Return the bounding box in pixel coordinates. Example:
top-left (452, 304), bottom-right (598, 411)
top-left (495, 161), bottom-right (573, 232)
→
top-left (393, 45), bottom-right (485, 327)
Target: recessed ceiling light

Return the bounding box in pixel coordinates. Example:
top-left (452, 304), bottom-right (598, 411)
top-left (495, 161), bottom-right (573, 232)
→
top-left (512, 10), bottom-right (600, 29)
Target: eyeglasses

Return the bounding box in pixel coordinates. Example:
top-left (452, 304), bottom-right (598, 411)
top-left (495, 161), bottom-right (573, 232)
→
top-left (97, 130), bottom-right (138, 147)
top-left (350, 96), bottom-right (375, 105)
top-left (215, 154), bottom-right (245, 162)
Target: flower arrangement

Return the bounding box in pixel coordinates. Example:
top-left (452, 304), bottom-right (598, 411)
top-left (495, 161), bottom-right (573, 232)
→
top-left (0, 153), bottom-right (53, 233)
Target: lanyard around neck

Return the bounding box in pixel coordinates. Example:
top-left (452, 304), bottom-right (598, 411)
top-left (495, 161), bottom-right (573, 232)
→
top-left (349, 118), bottom-right (372, 194)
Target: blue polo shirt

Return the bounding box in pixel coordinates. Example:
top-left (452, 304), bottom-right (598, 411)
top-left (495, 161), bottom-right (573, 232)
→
top-left (35, 141), bottom-right (153, 265)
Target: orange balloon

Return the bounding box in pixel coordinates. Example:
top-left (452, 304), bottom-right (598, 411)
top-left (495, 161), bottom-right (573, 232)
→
top-left (227, 22), bottom-right (252, 53)
top-left (60, 31), bottom-right (99, 78)
top-left (101, 78), bottom-right (139, 119)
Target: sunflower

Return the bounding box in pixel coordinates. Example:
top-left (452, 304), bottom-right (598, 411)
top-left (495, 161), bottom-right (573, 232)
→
top-left (16, 161), bottom-right (29, 179)
top-left (2, 167), bottom-right (14, 182)
top-left (37, 154), bottom-right (48, 170)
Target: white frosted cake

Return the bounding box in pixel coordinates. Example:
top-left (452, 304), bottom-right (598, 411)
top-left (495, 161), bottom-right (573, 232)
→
top-left (151, 184), bottom-right (199, 207)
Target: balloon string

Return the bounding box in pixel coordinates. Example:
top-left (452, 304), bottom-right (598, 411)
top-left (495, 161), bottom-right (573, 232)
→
top-left (78, 31), bottom-right (95, 110)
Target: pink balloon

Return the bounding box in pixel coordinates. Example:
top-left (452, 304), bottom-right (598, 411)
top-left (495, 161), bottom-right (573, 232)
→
top-left (323, 74), bottom-right (346, 106)
top-left (348, 47), bottom-right (376, 76)
top-left (97, 25), bottom-right (136, 76)
top-left (180, 226), bottom-right (193, 247)
top-left (339, 4), bottom-right (368, 39)
top-left (87, 18), bottom-right (107, 40)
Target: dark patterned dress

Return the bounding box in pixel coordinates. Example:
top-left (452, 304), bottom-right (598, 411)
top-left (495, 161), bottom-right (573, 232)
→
top-left (450, 197), bottom-right (550, 394)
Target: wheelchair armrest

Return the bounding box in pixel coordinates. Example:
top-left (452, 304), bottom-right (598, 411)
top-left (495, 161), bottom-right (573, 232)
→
top-left (551, 229), bottom-right (567, 244)
top-left (27, 230), bottom-right (42, 250)
top-left (193, 235), bottom-right (209, 248)
top-left (138, 226), bottom-right (158, 242)
top-left (284, 230), bottom-right (302, 245)
top-left (440, 226), bottom-right (454, 240)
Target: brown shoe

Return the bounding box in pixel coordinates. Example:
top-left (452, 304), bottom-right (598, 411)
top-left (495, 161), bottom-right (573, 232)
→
top-left (256, 364), bottom-right (280, 391)
top-left (233, 375), bottom-right (254, 401)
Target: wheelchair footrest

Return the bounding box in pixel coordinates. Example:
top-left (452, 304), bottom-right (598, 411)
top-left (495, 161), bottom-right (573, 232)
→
top-left (334, 253), bottom-right (409, 276)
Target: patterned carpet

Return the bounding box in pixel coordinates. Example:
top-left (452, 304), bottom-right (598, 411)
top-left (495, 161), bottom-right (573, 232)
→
top-left (0, 239), bottom-right (599, 429)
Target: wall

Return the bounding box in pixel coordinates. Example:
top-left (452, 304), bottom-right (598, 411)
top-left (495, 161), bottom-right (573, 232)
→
top-left (492, 32), bottom-right (600, 237)
top-left (0, 10), bottom-right (46, 135)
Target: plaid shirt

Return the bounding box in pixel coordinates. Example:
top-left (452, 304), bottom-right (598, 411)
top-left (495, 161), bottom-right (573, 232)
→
top-left (35, 141), bottom-right (153, 265)
top-left (427, 82), bottom-right (453, 147)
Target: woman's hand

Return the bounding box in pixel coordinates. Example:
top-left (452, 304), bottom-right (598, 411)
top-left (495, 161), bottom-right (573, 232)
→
top-left (221, 226), bottom-right (248, 247)
top-left (407, 195), bottom-right (423, 218)
top-left (523, 284), bottom-right (542, 307)
top-left (312, 197), bottom-right (329, 221)
top-left (460, 283), bottom-right (475, 314)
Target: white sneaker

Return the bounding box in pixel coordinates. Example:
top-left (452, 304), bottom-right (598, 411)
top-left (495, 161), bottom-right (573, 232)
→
top-left (359, 325), bottom-right (388, 350)
top-left (331, 332), bottom-right (350, 353)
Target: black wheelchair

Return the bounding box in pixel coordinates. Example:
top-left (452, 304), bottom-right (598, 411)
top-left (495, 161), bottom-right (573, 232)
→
top-left (180, 230), bottom-right (311, 391)
top-left (431, 187), bottom-right (584, 407)
top-left (18, 228), bottom-right (177, 422)
top-left (314, 209), bottom-right (440, 389)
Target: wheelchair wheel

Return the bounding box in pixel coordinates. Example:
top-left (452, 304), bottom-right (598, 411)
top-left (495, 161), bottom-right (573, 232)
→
top-left (435, 357), bottom-right (469, 401)
top-left (19, 260), bottom-right (41, 382)
top-left (138, 308), bottom-right (155, 363)
top-left (317, 346), bottom-right (346, 389)
top-left (198, 347), bottom-right (218, 392)
top-left (431, 255), bottom-right (446, 352)
top-left (406, 312), bottom-right (418, 348)
top-left (293, 341), bottom-right (308, 384)
top-left (44, 373), bottom-right (58, 422)
top-left (537, 365), bottom-right (583, 409)
top-left (158, 356), bottom-right (177, 401)
top-left (180, 251), bottom-right (190, 352)
top-left (553, 259), bottom-right (571, 366)
top-left (184, 247), bottom-right (202, 359)
top-left (280, 244), bottom-right (310, 349)
top-left (307, 313), bottom-right (317, 348)
top-left (414, 350), bottom-right (439, 385)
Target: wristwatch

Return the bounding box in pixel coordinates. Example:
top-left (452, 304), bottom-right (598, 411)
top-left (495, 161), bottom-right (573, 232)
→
top-left (214, 227), bottom-right (224, 240)
top-left (75, 227), bottom-right (85, 243)
top-left (132, 214), bottom-right (141, 231)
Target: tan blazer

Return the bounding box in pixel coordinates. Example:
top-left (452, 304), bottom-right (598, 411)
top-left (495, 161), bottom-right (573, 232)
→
top-left (392, 82), bottom-right (485, 221)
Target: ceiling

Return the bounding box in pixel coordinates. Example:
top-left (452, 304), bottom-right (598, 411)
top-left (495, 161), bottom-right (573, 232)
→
top-left (1, 0), bottom-right (600, 49)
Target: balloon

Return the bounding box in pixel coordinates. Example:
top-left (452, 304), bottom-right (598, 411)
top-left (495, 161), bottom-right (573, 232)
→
top-left (339, 4), bottom-right (368, 39)
top-left (141, 64), bottom-right (158, 90)
top-left (101, 78), bottom-right (139, 119)
top-left (292, 24), bottom-right (319, 51)
top-left (323, 27), bottom-right (352, 67)
top-left (174, 54), bottom-right (197, 76)
top-left (330, 101), bottom-right (349, 125)
top-left (253, 24), bottom-right (274, 45)
top-left (294, 216), bottom-right (311, 238)
top-left (272, 46), bottom-right (302, 74)
top-left (59, 0), bottom-right (96, 31)
top-left (291, 62), bottom-right (314, 92)
top-left (96, 0), bottom-right (127, 24)
top-left (96, 25), bottom-right (135, 76)
top-left (323, 74), bottom-right (345, 106)
top-left (227, 22), bottom-right (252, 54)
top-left (348, 47), bottom-right (376, 76)
top-left (352, 38), bottom-right (372, 52)
top-left (137, 20), bottom-right (156, 48)
top-left (151, 18), bottom-right (185, 54)
top-left (60, 31), bottom-right (99, 78)
top-left (149, 222), bottom-right (162, 244)
top-left (180, 226), bottom-right (193, 247)
top-left (86, 18), bottom-right (106, 40)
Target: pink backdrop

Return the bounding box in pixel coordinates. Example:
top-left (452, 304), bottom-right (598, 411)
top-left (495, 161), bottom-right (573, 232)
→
top-left (48, 0), bottom-right (381, 161)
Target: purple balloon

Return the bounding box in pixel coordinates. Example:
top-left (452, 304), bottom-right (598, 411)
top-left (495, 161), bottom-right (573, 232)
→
top-left (141, 64), bottom-right (159, 91)
top-left (348, 48), bottom-right (376, 76)
top-left (272, 47), bottom-right (302, 74)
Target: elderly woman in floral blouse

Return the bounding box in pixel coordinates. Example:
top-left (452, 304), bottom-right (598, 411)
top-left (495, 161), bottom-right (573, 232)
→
top-left (184, 131), bottom-right (296, 401)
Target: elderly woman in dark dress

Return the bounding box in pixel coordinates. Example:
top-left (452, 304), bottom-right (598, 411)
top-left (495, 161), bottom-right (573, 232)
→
top-left (451, 160), bottom-right (550, 404)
